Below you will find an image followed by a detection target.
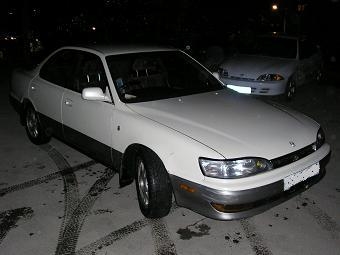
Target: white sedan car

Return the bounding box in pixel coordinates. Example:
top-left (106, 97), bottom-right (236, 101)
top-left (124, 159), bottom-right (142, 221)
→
top-left (10, 45), bottom-right (330, 220)
top-left (218, 34), bottom-right (323, 100)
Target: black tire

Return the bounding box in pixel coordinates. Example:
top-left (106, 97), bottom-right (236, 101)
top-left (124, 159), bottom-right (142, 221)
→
top-left (285, 78), bottom-right (296, 101)
top-left (24, 105), bottom-right (50, 145)
top-left (135, 148), bottom-right (172, 218)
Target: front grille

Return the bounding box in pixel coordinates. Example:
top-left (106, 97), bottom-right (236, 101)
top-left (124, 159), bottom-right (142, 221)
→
top-left (251, 87), bottom-right (270, 94)
top-left (229, 76), bottom-right (255, 82)
top-left (271, 143), bottom-right (316, 169)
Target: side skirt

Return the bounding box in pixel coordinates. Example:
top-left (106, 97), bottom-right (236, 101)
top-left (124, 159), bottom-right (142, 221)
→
top-left (39, 113), bottom-right (123, 172)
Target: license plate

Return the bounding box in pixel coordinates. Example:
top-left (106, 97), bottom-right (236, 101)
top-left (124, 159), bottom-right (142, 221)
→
top-left (226, 85), bottom-right (251, 94)
top-left (284, 163), bottom-right (320, 191)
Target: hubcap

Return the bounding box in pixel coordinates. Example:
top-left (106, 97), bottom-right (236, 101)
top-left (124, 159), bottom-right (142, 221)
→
top-left (26, 108), bottom-right (39, 138)
top-left (137, 158), bottom-right (149, 207)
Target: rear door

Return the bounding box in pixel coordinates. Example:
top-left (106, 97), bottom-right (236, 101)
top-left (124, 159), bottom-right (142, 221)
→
top-left (61, 51), bottom-right (114, 166)
top-left (30, 49), bottom-right (79, 137)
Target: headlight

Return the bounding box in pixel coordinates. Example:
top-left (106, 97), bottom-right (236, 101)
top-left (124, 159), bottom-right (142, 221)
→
top-left (199, 157), bottom-right (272, 179)
top-left (257, 74), bottom-right (284, 81)
top-left (316, 127), bottom-right (325, 149)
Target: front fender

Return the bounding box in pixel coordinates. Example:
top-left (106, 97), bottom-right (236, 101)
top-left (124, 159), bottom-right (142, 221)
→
top-left (113, 106), bottom-right (224, 185)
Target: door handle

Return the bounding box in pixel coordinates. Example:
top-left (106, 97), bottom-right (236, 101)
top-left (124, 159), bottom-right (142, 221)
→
top-left (64, 99), bottom-right (73, 106)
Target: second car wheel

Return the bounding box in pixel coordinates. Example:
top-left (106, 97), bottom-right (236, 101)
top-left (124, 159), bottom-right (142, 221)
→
top-left (285, 78), bottom-right (296, 101)
top-left (135, 148), bottom-right (172, 218)
top-left (24, 105), bottom-right (50, 145)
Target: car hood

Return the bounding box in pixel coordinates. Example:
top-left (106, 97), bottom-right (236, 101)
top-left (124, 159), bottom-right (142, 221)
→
top-left (220, 54), bottom-right (296, 79)
top-left (126, 90), bottom-right (318, 160)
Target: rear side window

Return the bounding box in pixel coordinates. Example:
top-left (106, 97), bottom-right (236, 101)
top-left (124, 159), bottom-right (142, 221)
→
top-left (40, 50), bottom-right (79, 88)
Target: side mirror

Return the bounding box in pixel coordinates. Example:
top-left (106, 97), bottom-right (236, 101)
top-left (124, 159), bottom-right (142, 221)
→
top-left (82, 87), bottom-right (111, 102)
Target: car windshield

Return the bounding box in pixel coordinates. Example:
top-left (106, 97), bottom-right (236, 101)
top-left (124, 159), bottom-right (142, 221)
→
top-left (239, 37), bottom-right (297, 59)
top-left (106, 50), bottom-right (223, 103)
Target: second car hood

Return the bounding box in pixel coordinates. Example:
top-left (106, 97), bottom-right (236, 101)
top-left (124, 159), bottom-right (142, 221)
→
top-left (127, 90), bottom-right (318, 159)
top-left (220, 54), bottom-right (296, 79)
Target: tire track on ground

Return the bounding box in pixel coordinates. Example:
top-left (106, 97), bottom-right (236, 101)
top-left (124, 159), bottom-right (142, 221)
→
top-left (43, 143), bottom-right (172, 255)
top-left (55, 167), bottom-right (115, 255)
top-left (40, 144), bottom-right (82, 249)
top-left (0, 207), bottom-right (33, 244)
top-left (0, 143), bottom-right (96, 247)
top-left (2, 142), bottom-right (179, 254)
top-left (41, 144), bottom-right (117, 255)
top-left (0, 160), bottom-right (96, 197)
top-left (297, 196), bottom-right (340, 240)
top-left (149, 218), bottom-right (177, 255)
top-left (75, 204), bottom-right (179, 255)
top-left (241, 219), bottom-right (273, 255)
top-left (76, 218), bottom-right (148, 255)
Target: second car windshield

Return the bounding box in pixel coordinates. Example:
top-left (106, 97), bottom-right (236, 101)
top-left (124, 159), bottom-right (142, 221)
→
top-left (239, 37), bottom-right (297, 59)
top-left (106, 50), bottom-right (223, 103)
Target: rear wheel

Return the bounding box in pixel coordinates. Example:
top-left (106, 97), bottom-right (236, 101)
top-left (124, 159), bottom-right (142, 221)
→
top-left (24, 106), bottom-right (50, 145)
top-left (135, 148), bottom-right (172, 218)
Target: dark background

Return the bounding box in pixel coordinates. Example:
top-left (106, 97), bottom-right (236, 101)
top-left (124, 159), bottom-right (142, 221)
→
top-left (1, 0), bottom-right (339, 69)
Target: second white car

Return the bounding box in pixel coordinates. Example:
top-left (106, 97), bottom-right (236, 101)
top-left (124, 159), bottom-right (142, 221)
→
top-left (218, 34), bottom-right (323, 100)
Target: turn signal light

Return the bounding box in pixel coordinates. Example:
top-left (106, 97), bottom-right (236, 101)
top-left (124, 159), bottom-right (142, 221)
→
top-left (211, 202), bottom-right (254, 213)
top-left (180, 184), bottom-right (196, 193)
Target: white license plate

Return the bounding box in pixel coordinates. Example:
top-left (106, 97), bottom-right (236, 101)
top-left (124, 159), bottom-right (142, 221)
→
top-left (284, 163), bottom-right (320, 191)
top-left (226, 85), bottom-right (251, 94)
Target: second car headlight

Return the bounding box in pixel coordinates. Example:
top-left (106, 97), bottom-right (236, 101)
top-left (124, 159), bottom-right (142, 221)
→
top-left (199, 157), bottom-right (273, 179)
top-left (257, 74), bottom-right (284, 81)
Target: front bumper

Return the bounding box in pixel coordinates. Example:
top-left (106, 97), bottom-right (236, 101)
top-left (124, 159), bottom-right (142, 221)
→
top-left (170, 153), bottom-right (330, 221)
top-left (221, 77), bottom-right (286, 96)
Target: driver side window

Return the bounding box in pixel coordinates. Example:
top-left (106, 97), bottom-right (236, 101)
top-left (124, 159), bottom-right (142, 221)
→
top-left (72, 52), bottom-right (109, 93)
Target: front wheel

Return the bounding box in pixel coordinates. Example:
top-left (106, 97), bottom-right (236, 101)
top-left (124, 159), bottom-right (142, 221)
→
top-left (315, 69), bottom-right (322, 84)
top-left (285, 79), bottom-right (296, 101)
top-left (24, 106), bottom-right (50, 145)
top-left (135, 149), bottom-right (172, 218)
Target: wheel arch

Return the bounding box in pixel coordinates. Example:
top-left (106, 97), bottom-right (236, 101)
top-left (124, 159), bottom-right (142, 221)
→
top-left (119, 143), bottom-right (168, 188)
top-left (20, 98), bottom-right (35, 125)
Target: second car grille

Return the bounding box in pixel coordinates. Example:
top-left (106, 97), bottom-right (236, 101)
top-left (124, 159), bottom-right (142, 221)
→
top-left (251, 87), bottom-right (270, 94)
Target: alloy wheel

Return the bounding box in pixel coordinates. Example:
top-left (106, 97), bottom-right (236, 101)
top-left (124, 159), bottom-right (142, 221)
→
top-left (287, 80), bottom-right (296, 100)
top-left (26, 108), bottom-right (39, 138)
top-left (137, 158), bottom-right (149, 207)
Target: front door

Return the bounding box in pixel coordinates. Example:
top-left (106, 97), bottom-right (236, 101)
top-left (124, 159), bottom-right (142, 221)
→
top-left (61, 51), bottom-right (114, 166)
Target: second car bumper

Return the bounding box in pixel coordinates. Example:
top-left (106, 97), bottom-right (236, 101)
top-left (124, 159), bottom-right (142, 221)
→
top-left (221, 78), bottom-right (287, 96)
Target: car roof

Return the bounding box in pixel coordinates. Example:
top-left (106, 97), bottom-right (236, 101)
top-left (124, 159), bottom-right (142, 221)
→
top-left (60, 44), bottom-right (177, 57)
